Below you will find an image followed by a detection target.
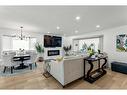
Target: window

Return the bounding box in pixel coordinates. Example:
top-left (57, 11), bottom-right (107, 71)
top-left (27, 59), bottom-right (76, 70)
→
top-left (73, 36), bottom-right (103, 52)
top-left (12, 39), bottom-right (29, 50)
top-left (2, 36), bottom-right (12, 51)
top-left (2, 36), bottom-right (37, 51)
top-left (29, 38), bottom-right (37, 50)
top-left (79, 38), bottom-right (99, 51)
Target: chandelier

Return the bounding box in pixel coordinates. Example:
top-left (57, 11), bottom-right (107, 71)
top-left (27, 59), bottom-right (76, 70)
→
top-left (18, 26), bottom-right (27, 40)
top-left (3, 26), bottom-right (34, 40)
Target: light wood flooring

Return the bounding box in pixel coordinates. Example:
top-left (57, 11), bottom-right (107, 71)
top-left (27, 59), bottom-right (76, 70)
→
top-left (0, 62), bottom-right (127, 89)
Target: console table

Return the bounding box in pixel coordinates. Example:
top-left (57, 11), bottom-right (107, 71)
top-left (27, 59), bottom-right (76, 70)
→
top-left (84, 56), bottom-right (107, 83)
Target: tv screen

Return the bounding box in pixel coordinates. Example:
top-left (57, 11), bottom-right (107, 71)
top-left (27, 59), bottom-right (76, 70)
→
top-left (44, 35), bottom-right (62, 47)
top-left (44, 35), bottom-right (52, 47)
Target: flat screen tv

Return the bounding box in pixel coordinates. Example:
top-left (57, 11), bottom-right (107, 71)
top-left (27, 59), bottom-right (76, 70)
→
top-left (44, 35), bottom-right (62, 47)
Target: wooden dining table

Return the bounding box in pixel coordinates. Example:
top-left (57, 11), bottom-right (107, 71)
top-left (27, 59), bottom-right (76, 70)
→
top-left (13, 54), bottom-right (30, 69)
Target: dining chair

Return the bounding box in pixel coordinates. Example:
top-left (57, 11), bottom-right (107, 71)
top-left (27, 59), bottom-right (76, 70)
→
top-left (1, 54), bottom-right (20, 74)
top-left (26, 50), bottom-right (36, 55)
top-left (2, 51), bottom-right (16, 55)
top-left (25, 53), bottom-right (37, 70)
top-left (2, 51), bottom-right (9, 55)
top-left (9, 51), bottom-right (16, 55)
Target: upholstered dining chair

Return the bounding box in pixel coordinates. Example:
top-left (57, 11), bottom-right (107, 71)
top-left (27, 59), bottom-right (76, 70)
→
top-left (1, 54), bottom-right (19, 74)
top-left (9, 51), bottom-right (16, 55)
top-left (25, 50), bottom-right (36, 54)
top-left (2, 51), bottom-right (16, 55)
top-left (24, 53), bottom-right (37, 70)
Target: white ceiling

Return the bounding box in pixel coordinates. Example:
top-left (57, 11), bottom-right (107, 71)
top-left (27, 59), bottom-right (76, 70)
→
top-left (0, 6), bottom-right (127, 36)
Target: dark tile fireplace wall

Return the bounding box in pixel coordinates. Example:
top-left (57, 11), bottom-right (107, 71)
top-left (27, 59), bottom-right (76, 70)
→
top-left (48, 50), bottom-right (60, 56)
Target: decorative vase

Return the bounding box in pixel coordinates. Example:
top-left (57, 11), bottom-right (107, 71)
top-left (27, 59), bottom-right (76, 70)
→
top-left (65, 51), bottom-right (69, 56)
top-left (91, 55), bottom-right (95, 58)
top-left (37, 53), bottom-right (44, 62)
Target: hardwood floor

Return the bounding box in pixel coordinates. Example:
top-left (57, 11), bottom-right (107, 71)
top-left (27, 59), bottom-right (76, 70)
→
top-left (0, 62), bottom-right (127, 89)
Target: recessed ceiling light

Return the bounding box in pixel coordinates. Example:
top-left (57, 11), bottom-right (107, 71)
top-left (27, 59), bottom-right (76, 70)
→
top-left (56, 26), bottom-right (60, 30)
top-left (96, 25), bottom-right (100, 28)
top-left (76, 16), bottom-right (80, 20)
top-left (48, 32), bottom-right (50, 33)
top-left (75, 30), bottom-right (79, 33)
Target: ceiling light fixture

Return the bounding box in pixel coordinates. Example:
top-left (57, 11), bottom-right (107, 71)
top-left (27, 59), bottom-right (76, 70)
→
top-left (64, 34), bottom-right (66, 36)
top-left (56, 26), bottom-right (60, 30)
top-left (96, 25), bottom-right (100, 28)
top-left (76, 16), bottom-right (80, 20)
top-left (18, 26), bottom-right (33, 40)
top-left (19, 26), bottom-right (26, 40)
top-left (75, 30), bottom-right (79, 33)
top-left (3, 26), bottom-right (33, 40)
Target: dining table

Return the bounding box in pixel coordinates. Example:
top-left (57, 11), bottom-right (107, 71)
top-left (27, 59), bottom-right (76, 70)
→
top-left (13, 54), bottom-right (30, 69)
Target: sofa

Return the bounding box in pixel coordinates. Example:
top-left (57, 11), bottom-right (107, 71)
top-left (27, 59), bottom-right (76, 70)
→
top-left (48, 56), bottom-right (87, 86)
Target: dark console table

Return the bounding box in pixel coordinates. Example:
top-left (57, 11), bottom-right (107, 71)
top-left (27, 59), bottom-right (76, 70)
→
top-left (84, 56), bottom-right (107, 83)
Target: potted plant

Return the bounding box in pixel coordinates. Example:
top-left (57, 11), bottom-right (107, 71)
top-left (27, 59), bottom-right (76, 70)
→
top-left (98, 49), bottom-right (101, 54)
top-left (87, 46), bottom-right (95, 58)
top-left (63, 45), bottom-right (71, 56)
top-left (35, 42), bottom-right (44, 62)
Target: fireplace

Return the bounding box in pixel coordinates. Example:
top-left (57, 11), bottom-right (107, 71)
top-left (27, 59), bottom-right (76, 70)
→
top-left (48, 50), bottom-right (60, 56)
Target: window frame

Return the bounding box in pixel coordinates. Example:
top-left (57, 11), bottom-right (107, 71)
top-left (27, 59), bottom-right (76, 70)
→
top-left (73, 35), bottom-right (103, 52)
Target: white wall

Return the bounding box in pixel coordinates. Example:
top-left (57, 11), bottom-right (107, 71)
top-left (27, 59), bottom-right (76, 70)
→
top-left (67, 25), bottom-right (127, 66)
top-left (62, 36), bottom-right (72, 46)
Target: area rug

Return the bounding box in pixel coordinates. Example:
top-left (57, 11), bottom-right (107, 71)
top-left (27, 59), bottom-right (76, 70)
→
top-left (0, 64), bottom-right (37, 77)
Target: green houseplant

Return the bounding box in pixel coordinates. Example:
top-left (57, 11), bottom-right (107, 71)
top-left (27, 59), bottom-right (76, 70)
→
top-left (98, 49), bottom-right (101, 54)
top-left (35, 42), bottom-right (44, 62)
top-left (63, 45), bottom-right (71, 56)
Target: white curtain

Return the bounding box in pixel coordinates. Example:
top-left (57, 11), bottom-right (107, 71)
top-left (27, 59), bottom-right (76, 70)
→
top-left (2, 36), bottom-right (13, 51)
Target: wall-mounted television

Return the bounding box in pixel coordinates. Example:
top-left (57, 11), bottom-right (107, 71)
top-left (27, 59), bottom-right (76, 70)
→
top-left (44, 35), bottom-right (62, 47)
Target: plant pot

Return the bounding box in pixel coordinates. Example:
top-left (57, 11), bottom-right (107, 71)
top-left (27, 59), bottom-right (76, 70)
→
top-left (37, 53), bottom-right (44, 62)
top-left (38, 57), bottom-right (44, 62)
top-left (91, 55), bottom-right (95, 58)
top-left (65, 52), bottom-right (69, 56)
